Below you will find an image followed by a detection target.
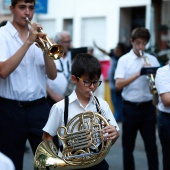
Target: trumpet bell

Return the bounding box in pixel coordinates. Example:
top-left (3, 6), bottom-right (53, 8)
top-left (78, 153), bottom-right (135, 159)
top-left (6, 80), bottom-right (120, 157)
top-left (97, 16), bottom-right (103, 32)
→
top-left (49, 44), bottom-right (65, 60)
top-left (25, 17), bottom-right (64, 60)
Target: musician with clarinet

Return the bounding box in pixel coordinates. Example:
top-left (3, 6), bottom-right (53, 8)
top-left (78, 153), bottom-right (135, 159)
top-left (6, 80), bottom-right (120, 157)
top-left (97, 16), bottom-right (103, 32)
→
top-left (0, 0), bottom-right (57, 170)
top-left (114, 27), bottom-right (160, 170)
top-left (42, 53), bottom-right (119, 170)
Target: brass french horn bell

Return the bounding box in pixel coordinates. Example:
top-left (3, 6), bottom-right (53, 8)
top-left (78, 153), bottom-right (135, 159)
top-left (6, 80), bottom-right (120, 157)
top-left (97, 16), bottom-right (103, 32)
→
top-left (25, 17), bottom-right (64, 60)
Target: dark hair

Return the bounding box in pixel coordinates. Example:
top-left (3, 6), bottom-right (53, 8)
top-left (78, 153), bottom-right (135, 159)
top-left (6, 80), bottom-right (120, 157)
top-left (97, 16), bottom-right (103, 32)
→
top-left (117, 42), bottom-right (127, 55)
top-left (71, 53), bottom-right (101, 80)
top-left (11, 0), bottom-right (35, 7)
top-left (131, 27), bottom-right (150, 42)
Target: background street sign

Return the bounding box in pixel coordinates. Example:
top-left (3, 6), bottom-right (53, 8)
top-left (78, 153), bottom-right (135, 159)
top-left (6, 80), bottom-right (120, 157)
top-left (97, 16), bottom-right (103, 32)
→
top-left (35, 0), bottom-right (48, 14)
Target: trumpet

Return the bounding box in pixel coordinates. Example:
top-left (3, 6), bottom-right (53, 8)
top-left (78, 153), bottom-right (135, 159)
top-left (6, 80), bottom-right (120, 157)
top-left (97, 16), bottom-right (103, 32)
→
top-left (25, 17), bottom-right (64, 60)
top-left (139, 50), bottom-right (157, 95)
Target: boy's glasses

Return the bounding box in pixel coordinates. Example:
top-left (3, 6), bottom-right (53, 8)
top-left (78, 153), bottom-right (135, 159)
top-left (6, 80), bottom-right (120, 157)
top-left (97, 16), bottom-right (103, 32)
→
top-left (77, 77), bottom-right (102, 87)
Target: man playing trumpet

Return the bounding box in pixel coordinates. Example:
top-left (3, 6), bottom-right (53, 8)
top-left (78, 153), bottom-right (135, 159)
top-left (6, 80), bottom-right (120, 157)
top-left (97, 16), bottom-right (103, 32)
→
top-left (0, 0), bottom-right (57, 170)
top-left (114, 27), bottom-right (160, 170)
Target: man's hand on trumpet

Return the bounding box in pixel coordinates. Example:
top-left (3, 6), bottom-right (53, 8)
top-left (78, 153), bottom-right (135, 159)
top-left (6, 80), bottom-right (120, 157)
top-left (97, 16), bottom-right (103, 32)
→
top-left (26, 21), bottom-right (46, 46)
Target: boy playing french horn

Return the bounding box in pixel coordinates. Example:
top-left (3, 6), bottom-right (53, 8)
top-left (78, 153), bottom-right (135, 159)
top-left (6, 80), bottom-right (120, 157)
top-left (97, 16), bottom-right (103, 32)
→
top-left (42, 53), bottom-right (119, 170)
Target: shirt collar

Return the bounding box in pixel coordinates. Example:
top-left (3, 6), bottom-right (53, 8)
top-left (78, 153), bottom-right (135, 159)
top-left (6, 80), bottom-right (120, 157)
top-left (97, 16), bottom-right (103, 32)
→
top-left (130, 49), bottom-right (143, 60)
top-left (5, 21), bottom-right (19, 38)
top-left (130, 49), bottom-right (137, 60)
top-left (69, 90), bottom-right (77, 104)
top-left (69, 90), bottom-right (94, 105)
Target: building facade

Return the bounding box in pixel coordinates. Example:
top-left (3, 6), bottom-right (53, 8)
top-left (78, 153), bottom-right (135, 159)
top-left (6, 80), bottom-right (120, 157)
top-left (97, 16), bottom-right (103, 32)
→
top-left (0, 0), bottom-right (170, 57)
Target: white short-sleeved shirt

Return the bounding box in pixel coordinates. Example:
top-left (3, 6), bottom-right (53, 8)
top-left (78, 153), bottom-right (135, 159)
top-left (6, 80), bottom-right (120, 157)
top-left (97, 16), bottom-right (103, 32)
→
top-left (46, 52), bottom-right (72, 96)
top-left (0, 152), bottom-right (15, 170)
top-left (0, 21), bottom-right (47, 101)
top-left (155, 64), bottom-right (170, 114)
top-left (114, 49), bottom-right (160, 102)
top-left (43, 90), bottom-right (119, 137)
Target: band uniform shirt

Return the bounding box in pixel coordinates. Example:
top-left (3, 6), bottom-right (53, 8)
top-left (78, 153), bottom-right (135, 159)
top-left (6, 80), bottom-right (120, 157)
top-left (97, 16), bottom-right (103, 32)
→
top-left (0, 152), bottom-right (15, 170)
top-left (155, 64), bottom-right (170, 114)
top-left (43, 90), bottom-right (119, 137)
top-left (46, 51), bottom-right (72, 96)
top-left (0, 21), bottom-right (47, 101)
top-left (114, 49), bottom-right (160, 102)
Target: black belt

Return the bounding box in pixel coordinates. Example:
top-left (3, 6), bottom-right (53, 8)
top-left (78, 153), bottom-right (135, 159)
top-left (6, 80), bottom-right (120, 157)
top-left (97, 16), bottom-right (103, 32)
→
top-left (124, 100), bottom-right (152, 107)
top-left (0, 96), bottom-right (46, 107)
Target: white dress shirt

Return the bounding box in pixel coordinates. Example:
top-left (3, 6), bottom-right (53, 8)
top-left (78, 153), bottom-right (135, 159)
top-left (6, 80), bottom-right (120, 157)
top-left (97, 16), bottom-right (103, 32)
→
top-left (0, 152), bottom-right (15, 170)
top-left (155, 63), bottom-right (170, 114)
top-left (43, 90), bottom-right (119, 137)
top-left (0, 21), bottom-right (47, 101)
top-left (47, 51), bottom-right (72, 96)
top-left (114, 49), bottom-right (160, 102)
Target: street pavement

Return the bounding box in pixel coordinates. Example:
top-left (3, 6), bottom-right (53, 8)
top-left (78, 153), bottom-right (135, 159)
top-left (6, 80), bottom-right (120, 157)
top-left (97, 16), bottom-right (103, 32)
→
top-left (23, 122), bottom-right (163, 170)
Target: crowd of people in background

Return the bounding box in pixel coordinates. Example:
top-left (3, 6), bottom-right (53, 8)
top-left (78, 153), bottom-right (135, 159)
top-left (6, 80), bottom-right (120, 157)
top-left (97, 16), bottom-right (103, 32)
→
top-left (1, 1), bottom-right (170, 170)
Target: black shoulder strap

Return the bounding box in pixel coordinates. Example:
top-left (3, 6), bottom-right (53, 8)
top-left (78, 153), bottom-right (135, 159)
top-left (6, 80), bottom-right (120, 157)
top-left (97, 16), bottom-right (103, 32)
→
top-left (94, 96), bottom-right (102, 115)
top-left (64, 96), bottom-right (69, 126)
top-left (64, 95), bottom-right (100, 126)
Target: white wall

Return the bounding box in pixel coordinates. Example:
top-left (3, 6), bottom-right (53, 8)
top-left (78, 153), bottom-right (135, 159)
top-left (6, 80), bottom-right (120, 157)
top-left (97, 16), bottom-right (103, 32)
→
top-left (35, 0), bottom-right (152, 52)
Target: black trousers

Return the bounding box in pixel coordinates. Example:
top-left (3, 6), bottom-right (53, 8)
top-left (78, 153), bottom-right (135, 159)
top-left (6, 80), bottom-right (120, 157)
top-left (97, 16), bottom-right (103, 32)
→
top-left (122, 100), bottom-right (159, 170)
top-left (158, 111), bottom-right (170, 170)
top-left (0, 98), bottom-right (51, 170)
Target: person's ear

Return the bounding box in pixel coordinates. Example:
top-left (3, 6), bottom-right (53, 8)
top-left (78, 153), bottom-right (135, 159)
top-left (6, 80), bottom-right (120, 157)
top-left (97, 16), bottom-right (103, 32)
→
top-left (9, 6), bottom-right (14, 14)
top-left (71, 75), bottom-right (77, 84)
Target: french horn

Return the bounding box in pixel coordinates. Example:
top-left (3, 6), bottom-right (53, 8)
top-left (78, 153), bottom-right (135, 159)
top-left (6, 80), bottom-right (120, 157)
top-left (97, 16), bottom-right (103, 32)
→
top-left (25, 17), bottom-right (64, 60)
top-left (34, 91), bottom-right (112, 169)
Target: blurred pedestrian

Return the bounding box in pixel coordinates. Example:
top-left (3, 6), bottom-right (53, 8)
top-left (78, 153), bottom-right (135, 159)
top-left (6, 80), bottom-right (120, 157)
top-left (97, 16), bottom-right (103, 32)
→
top-left (94, 41), bottom-right (127, 122)
top-left (108, 42), bottom-right (127, 122)
top-left (46, 31), bottom-right (73, 106)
